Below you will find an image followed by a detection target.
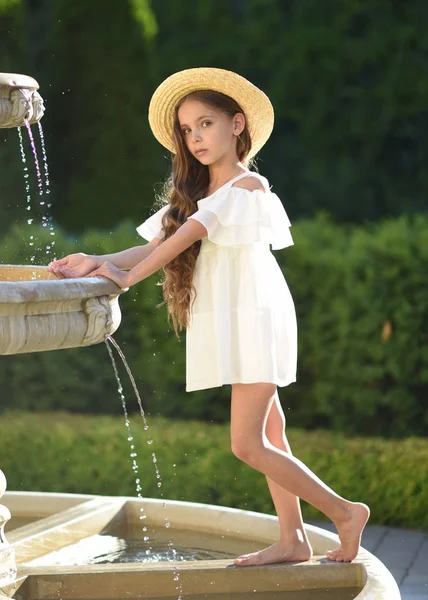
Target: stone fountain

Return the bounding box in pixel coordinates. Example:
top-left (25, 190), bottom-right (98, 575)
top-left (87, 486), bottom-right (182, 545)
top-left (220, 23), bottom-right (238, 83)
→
top-left (0, 73), bottom-right (124, 588)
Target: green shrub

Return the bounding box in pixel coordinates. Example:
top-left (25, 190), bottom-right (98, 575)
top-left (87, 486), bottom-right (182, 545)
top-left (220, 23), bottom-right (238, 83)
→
top-left (1, 411), bottom-right (427, 530)
top-left (288, 213), bottom-right (428, 436)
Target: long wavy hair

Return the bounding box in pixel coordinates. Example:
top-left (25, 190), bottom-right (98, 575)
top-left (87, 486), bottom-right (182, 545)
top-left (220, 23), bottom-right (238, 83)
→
top-left (155, 90), bottom-right (253, 337)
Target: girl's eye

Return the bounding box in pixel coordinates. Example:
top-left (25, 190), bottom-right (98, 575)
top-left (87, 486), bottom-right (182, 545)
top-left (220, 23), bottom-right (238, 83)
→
top-left (202, 120), bottom-right (212, 127)
top-left (182, 128), bottom-right (190, 135)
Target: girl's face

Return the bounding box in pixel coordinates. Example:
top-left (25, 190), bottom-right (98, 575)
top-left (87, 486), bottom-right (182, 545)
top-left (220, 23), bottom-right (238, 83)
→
top-left (177, 98), bottom-right (244, 166)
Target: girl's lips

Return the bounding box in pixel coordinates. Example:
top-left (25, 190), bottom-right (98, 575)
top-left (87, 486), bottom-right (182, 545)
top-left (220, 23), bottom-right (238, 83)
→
top-left (195, 149), bottom-right (207, 156)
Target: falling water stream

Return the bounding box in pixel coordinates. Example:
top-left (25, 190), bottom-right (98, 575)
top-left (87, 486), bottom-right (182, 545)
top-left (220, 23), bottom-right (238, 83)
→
top-left (17, 121), bottom-right (55, 264)
top-left (106, 337), bottom-right (184, 597)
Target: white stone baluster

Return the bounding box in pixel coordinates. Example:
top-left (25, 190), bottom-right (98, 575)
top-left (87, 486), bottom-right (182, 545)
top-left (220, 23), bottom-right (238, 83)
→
top-left (0, 470), bottom-right (17, 589)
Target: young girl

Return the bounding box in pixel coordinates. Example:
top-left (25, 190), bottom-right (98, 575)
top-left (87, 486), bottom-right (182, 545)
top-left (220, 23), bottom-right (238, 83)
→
top-left (48, 67), bottom-right (369, 566)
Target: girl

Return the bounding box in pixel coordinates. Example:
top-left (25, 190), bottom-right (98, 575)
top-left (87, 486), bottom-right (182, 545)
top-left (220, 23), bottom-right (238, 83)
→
top-left (48, 67), bottom-right (370, 566)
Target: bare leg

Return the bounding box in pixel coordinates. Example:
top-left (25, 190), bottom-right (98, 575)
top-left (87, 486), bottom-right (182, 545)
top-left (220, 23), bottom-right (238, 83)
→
top-left (235, 390), bottom-right (313, 566)
top-left (230, 383), bottom-right (370, 565)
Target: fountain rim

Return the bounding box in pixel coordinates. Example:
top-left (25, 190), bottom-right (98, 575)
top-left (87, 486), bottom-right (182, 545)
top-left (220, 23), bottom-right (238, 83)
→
top-left (0, 265), bottom-right (124, 303)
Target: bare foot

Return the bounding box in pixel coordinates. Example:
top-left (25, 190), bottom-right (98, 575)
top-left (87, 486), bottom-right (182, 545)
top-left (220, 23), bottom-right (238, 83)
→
top-left (234, 539), bottom-right (313, 567)
top-left (327, 502), bottom-right (370, 562)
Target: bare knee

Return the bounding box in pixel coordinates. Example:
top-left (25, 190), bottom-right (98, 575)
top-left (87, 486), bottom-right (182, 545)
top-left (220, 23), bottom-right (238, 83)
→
top-left (231, 437), bottom-right (263, 467)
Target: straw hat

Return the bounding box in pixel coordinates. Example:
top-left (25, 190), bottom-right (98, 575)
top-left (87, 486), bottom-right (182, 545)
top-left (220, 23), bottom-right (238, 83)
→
top-left (148, 67), bottom-right (274, 159)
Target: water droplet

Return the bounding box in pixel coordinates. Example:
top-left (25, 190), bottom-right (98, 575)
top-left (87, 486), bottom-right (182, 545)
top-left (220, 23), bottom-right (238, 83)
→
top-left (147, 439), bottom-right (153, 445)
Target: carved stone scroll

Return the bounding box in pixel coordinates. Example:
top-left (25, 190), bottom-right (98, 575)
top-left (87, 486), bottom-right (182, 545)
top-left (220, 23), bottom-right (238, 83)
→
top-left (0, 72), bottom-right (45, 128)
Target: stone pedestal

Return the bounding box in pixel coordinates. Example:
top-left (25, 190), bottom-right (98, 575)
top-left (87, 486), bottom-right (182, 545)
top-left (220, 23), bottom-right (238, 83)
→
top-left (0, 470), bottom-right (16, 588)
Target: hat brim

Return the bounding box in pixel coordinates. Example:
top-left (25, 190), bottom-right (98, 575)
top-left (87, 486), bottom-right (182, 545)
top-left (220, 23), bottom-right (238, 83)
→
top-left (148, 67), bottom-right (274, 160)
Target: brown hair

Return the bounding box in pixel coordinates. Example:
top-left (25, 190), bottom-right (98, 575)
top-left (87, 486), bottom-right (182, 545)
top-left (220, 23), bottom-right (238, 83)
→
top-left (155, 90), bottom-right (252, 337)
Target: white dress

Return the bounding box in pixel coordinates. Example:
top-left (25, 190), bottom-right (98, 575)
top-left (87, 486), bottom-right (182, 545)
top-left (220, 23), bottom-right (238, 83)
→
top-left (137, 171), bottom-right (297, 392)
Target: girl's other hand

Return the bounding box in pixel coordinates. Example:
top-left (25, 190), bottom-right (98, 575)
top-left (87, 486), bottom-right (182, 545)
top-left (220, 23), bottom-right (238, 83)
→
top-left (47, 253), bottom-right (100, 279)
top-left (86, 261), bottom-right (130, 289)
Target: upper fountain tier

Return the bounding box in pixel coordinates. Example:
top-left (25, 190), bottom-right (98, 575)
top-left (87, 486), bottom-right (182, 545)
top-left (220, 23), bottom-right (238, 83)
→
top-left (0, 72), bottom-right (45, 128)
top-left (0, 266), bottom-right (124, 355)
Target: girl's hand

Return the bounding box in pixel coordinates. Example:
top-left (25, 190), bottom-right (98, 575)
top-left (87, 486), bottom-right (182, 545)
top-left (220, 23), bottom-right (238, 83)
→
top-left (47, 253), bottom-right (100, 279)
top-left (86, 261), bottom-right (130, 289)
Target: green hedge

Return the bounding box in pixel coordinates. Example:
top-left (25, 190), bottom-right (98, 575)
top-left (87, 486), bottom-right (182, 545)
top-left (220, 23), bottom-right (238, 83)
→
top-left (0, 211), bottom-right (427, 437)
top-left (1, 411), bottom-right (427, 530)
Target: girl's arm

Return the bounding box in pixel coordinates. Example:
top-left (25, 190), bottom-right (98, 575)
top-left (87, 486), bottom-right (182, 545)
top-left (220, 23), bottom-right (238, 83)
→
top-left (127, 220), bottom-right (207, 286)
top-left (99, 237), bottom-right (162, 269)
top-left (89, 220), bottom-right (207, 287)
top-left (47, 237), bottom-right (162, 278)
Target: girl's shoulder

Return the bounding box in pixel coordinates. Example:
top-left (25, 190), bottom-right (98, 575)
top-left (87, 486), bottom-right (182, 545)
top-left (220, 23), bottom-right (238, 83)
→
top-left (231, 171), bottom-right (270, 193)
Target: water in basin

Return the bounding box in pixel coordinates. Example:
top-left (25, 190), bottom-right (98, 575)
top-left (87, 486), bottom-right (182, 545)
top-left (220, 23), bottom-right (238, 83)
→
top-left (26, 522), bottom-right (264, 565)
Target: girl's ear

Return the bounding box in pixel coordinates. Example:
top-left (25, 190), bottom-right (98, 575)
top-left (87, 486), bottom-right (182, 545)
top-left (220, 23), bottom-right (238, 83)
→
top-left (233, 113), bottom-right (245, 136)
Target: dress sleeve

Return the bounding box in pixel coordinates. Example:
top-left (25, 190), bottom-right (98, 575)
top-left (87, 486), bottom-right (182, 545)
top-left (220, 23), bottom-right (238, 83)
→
top-left (187, 188), bottom-right (293, 250)
top-left (136, 204), bottom-right (170, 242)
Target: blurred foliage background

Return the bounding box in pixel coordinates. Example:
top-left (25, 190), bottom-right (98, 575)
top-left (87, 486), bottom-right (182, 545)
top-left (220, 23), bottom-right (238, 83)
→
top-left (0, 0), bottom-right (427, 440)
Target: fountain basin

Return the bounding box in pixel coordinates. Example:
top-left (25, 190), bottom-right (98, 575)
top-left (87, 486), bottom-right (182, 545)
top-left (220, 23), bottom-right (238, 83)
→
top-left (0, 492), bottom-right (400, 599)
top-left (0, 266), bottom-right (124, 355)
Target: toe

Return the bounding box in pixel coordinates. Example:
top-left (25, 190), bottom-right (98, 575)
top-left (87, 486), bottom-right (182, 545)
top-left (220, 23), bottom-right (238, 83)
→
top-left (326, 549), bottom-right (341, 561)
top-left (235, 553), bottom-right (260, 567)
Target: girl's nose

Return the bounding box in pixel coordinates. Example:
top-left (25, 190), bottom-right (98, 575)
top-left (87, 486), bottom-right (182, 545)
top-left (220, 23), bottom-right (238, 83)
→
top-left (191, 128), bottom-right (202, 142)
